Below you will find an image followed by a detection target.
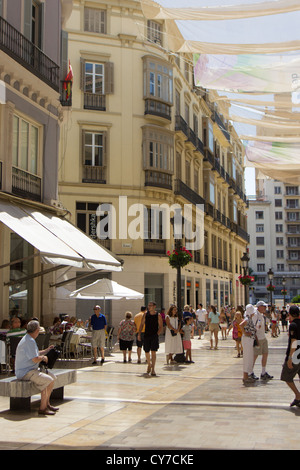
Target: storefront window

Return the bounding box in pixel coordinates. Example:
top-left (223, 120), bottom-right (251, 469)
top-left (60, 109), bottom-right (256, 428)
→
top-left (9, 234), bottom-right (34, 320)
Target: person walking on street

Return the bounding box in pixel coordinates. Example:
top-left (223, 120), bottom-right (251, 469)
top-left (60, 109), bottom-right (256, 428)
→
top-left (227, 309), bottom-right (243, 358)
top-left (137, 301), bottom-right (163, 376)
top-left (90, 305), bottom-right (107, 364)
top-left (240, 304), bottom-right (257, 384)
top-left (208, 305), bottom-right (220, 350)
top-left (253, 301), bottom-right (273, 381)
top-left (280, 305), bottom-right (300, 407)
top-left (165, 305), bottom-right (183, 364)
top-left (181, 316), bottom-right (194, 363)
top-left (196, 303), bottom-right (207, 339)
top-left (280, 306), bottom-right (288, 332)
top-left (117, 311), bottom-right (137, 363)
top-left (134, 306), bottom-right (146, 363)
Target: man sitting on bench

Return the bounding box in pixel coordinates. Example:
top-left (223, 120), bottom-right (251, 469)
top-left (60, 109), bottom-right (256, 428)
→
top-left (15, 320), bottom-right (58, 416)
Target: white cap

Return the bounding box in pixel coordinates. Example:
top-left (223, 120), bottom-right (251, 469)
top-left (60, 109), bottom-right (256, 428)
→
top-left (256, 301), bottom-right (268, 307)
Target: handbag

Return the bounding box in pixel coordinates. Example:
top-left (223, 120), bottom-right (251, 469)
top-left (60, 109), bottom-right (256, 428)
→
top-left (170, 329), bottom-right (177, 337)
top-left (41, 347), bottom-right (60, 369)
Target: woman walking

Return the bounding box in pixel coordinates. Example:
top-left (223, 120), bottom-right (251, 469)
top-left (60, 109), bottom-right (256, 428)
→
top-left (208, 305), bottom-right (220, 350)
top-left (117, 312), bottom-right (137, 363)
top-left (165, 305), bottom-right (183, 364)
top-left (240, 304), bottom-right (257, 384)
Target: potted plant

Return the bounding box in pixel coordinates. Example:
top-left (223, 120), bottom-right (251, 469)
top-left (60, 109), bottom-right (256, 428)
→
top-left (266, 284), bottom-right (275, 292)
top-left (167, 246), bottom-right (192, 269)
top-left (238, 274), bottom-right (254, 286)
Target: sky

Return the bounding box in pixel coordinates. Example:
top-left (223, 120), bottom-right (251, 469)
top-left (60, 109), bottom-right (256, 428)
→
top-left (245, 167), bottom-right (256, 196)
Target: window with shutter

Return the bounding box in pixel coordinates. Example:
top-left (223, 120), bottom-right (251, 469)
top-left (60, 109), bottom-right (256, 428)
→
top-left (82, 131), bottom-right (107, 184)
top-left (143, 126), bottom-right (174, 189)
top-left (80, 59), bottom-right (114, 110)
top-left (147, 20), bottom-right (162, 45)
top-left (84, 8), bottom-right (106, 34)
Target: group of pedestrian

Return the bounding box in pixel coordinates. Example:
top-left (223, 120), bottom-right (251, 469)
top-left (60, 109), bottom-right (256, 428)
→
top-left (241, 300), bottom-right (300, 408)
top-left (12, 299), bottom-right (300, 417)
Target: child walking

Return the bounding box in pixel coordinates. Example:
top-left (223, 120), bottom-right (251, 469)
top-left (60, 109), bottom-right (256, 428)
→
top-left (181, 316), bottom-right (194, 363)
top-left (228, 310), bottom-right (243, 357)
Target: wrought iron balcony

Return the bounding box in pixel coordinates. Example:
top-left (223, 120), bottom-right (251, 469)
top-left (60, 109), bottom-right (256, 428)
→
top-left (145, 170), bottom-right (172, 190)
top-left (82, 165), bottom-right (106, 184)
top-left (174, 179), bottom-right (205, 206)
top-left (12, 167), bottom-right (42, 202)
top-left (84, 92), bottom-right (106, 111)
top-left (0, 16), bottom-right (59, 91)
top-left (61, 80), bottom-right (72, 107)
top-left (144, 99), bottom-right (171, 121)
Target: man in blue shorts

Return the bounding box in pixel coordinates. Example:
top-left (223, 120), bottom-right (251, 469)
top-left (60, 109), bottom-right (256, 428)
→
top-left (91, 305), bottom-right (107, 364)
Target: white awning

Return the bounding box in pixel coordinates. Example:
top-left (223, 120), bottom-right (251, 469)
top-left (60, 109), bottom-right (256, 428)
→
top-left (0, 201), bottom-right (122, 271)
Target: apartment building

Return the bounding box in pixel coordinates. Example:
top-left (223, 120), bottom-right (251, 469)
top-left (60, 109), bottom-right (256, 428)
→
top-left (0, 0), bottom-right (121, 327)
top-left (58, 0), bottom-right (249, 327)
top-left (248, 176), bottom-right (300, 305)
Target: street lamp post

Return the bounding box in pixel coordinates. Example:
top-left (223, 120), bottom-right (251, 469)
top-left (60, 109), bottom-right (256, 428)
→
top-left (282, 277), bottom-right (286, 307)
top-left (267, 268), bottom-right (274, 306)
top-left (241, 251), bottom-right (250, 305)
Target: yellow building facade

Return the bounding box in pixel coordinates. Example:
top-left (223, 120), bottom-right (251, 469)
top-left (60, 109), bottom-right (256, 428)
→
top-left (58, 0), bottom-right (249, 327)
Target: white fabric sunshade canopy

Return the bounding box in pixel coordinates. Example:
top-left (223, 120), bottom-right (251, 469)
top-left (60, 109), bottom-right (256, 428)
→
top-left (0, 201), bottom-right (122, 271)
top-left (141, 0), bottom-right (300, 184)
top-left (69, 279), bottom-right (144, 300)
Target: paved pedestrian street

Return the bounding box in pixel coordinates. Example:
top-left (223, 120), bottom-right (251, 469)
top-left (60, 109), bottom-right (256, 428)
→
top-left (0, 330), bottom-right (299, 451)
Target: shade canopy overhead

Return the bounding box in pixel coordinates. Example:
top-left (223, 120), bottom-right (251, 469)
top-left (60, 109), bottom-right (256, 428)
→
top-left (141, 0), bottom-right (300, 183)
top-left (69, 279), bottom-right (144, 300)
top-left (0, 200), bottom-right (122, 272)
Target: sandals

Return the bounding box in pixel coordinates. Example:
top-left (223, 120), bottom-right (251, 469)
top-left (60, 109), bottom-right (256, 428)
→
top-left (38, 408), bottom-right (55, 416)
top-left (290, 399), bottom-right (300, 407)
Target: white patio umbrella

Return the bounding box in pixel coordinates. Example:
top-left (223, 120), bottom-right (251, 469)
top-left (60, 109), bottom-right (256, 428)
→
top-left (69, 278), bottom-right (144, 301)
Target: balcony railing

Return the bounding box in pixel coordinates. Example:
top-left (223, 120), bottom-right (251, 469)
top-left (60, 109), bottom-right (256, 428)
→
top-left (145, 170), bottom-right (172, 190)
top-left (144, 239), bottom-right (166, 254)
top-left (12, 167), bottom-right (42, 202)
top-left (82, 165), bottom-right (106, 184)
top-left (145, 99), bottom-right (171, 120)
top-left (175, 115), bottom-right (205, 156)
top-left (60, 80), bottom-right (72, 107)
top-left (84, 92), bottom-right (106, 111)
top-left (174, 179), bottom-right (205, 206)
top-left (0, 16), bottom-right (59, 91)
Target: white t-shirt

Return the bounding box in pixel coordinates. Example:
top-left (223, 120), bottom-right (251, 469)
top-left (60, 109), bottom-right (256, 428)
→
top-left (196, 308), bottom-right (207, 322)
top-left (253, 311), bottom-right (265, 341)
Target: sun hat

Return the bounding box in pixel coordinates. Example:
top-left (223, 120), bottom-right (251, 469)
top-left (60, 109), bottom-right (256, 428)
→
top-left (245, 304), bottom-right (255, 316)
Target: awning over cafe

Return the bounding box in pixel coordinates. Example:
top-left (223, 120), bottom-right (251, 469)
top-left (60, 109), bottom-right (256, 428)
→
top-left (0, 200), bottom-right (122, 272)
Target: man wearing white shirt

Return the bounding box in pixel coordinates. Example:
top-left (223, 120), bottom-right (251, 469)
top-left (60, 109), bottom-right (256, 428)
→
top-left (252, 301), bottom-right (273, 380)
top-left (196, 304), bottom-right (207, 339)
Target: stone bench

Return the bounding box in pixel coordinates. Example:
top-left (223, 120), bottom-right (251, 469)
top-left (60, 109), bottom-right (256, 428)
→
top-left (0, 369), bottom-right (77, 411)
